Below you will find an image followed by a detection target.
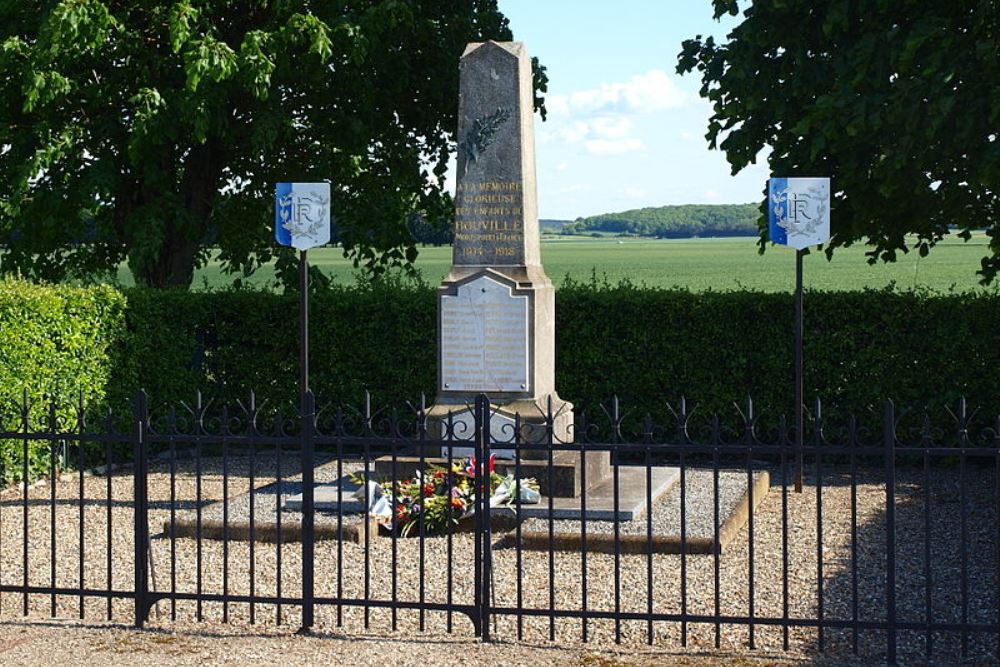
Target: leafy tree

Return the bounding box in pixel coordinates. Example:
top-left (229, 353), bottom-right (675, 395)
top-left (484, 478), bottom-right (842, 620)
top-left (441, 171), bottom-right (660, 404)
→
top-left (407, 213), bottom-right (453, 246)
top-left (678, 0), bottom-right (999, 282)
top-left (0, 1), bottom-right (546, 288)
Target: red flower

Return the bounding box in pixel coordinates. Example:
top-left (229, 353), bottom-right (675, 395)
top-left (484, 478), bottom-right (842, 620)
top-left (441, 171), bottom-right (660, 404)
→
top-left (451, 497), bottom-right (465, 509)
top-left (395, 504), bottom-right (408, 521)
top-left (463, 454), bottom-right (497, 476)
top-left (423, 483), bottom-right (435, 497)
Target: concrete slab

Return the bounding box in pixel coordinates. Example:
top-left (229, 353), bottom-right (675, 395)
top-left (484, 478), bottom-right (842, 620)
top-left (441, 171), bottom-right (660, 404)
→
top-left (511, 467), bottom-right (678, 521)
top-left (283, 474), bottom-right (365, 513)
top-left (503, 470), bottom-right (772, 554)
top-left (165, 457), bottom-right (376, 544)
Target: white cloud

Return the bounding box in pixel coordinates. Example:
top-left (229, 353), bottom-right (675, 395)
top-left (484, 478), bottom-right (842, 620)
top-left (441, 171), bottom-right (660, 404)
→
top-left (545, 95), bottom-right (570, 117)
top-left (585, 138), bottom-right (644, 155)
top-left (556, 162), bottom-right (569, 172)
top-left (589, 116), bottom-right (632, 139)
top-left (554, 120), bottom-right (591, 143)
top-left (541, 70), bottom-right (686, 156)
top-left (623, 187), bottom-right (647, 198)
top-left (547, 69), bottom-right (688, 117)
top-left (549, 116), bottom-right (634, 145)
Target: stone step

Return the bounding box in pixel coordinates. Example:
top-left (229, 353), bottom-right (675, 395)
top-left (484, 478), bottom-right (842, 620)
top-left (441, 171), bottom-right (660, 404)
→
top-left (373, 450), bottom-right (610, 498)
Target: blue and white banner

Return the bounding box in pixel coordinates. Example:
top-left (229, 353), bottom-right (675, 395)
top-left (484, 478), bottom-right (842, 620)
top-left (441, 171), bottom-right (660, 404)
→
top-left (768, 177), bottom-right (831, 250)
top-left (275, 182), bottom-right (331, 251)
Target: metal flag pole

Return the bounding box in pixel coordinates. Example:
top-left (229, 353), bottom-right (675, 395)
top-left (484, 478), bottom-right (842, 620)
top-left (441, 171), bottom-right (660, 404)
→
top-left (298, 247), bottom-right (317, 633)
top-left (794, 248), bottom-right (804, 493)
top-left (276, 182), bottom-right (329, 634)
top-left (768, 176), bottom-right (830, 496)
top-left (299, 249), bottom-right (309, 403)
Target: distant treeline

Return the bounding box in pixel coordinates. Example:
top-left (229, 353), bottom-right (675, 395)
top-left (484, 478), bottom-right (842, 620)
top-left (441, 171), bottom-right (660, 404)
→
top-left (561, 203), bottom-right (760, 238)
top-left (406, 203), bottom-right (762, 244)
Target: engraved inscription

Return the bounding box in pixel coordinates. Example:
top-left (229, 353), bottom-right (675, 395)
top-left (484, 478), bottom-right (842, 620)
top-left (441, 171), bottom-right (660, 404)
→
top-left (453, 179), bottom-right (524, 265)
top-left (441, 275), bottom-right (528, 393)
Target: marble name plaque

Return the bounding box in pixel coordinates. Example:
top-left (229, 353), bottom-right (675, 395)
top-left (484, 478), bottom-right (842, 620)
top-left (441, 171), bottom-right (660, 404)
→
top-left (440, 275), bottom-right (529, 393)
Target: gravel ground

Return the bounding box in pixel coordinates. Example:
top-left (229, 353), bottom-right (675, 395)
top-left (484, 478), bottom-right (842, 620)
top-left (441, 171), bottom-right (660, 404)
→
top-left (0, 454), bottom-right (997, 666)
top-left (0, 620), bottom-right (846, 667)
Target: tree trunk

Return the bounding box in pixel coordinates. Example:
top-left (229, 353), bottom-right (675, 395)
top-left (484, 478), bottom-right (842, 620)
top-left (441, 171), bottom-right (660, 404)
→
top-left (128, 140), bottom-right (224, 289)
top-left (131, 234), bottom-right (201, 289)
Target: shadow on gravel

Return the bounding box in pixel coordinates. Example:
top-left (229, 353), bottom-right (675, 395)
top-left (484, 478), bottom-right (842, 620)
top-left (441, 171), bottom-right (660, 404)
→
top-left (807, 463), bottom-right (998, 666)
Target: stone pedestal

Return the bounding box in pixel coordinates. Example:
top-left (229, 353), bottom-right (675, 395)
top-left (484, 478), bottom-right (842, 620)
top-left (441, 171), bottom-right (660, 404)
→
top-left (426, 41), bottom-right (585, 476)
top-left (427, 267), bottom-right (573, 458)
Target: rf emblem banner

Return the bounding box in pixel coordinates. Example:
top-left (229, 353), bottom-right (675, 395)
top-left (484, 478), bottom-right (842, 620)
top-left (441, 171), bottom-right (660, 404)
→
top-left (275, 182), bottom-right (331, 251)
top-left (769, 177), bottom-right (831, 250)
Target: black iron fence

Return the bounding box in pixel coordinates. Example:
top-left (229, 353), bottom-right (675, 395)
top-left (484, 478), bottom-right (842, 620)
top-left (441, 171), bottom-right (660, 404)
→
top-left (0, 390), bottom-right (998, 664)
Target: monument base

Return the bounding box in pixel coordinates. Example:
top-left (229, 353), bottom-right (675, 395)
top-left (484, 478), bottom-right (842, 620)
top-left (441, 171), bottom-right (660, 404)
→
top-left (374, 448), bottom-right (610, 499)
top-left (426, 395), bottom-right (573, 452)
top-left (284, 465), bottom-right (679, 523)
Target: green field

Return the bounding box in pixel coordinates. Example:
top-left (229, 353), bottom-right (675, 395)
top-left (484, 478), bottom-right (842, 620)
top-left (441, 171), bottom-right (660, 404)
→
top-left (118, 234), bottom-right (996, 293)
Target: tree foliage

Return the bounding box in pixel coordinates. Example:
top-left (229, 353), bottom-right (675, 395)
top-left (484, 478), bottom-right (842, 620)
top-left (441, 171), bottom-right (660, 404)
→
top-left (678, 0), bottom-right (999, 282)
top-left (562, 203), bottom-right (758, 237)
top-left (407, 213), bottom-right (454, 246)
top-left (0, 0), bottom-right (544, 288)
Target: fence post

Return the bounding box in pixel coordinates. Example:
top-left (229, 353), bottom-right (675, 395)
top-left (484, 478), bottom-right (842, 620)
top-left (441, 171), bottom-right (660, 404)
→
top-left (300, 389), bottom-right (316, 633)
top-left (133, 390), bottom-right (150, 628)
top-left (474, 393), bottom-right (492, 641)
top-left (883, 399), bottom-right (897, 664)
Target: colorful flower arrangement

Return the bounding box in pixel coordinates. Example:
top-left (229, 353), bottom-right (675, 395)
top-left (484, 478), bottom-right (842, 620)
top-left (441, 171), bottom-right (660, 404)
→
top-left (351, 455), bottom-right (539, 536)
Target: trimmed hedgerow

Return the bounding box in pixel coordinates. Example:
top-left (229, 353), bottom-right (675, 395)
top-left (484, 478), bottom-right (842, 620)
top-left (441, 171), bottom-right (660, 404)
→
top-left (108, 280), bottom-right (438, 413)
top-left (115, 279), bottom-right (1000, 422)
top-left (0, 279), bottom-right (126, 482)
top-left (554, 278), bottom-right (1000, 421)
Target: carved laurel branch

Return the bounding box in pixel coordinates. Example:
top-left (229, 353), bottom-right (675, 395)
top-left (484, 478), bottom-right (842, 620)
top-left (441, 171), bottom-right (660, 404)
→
top-left (460, 106), bottom-right (512, 166)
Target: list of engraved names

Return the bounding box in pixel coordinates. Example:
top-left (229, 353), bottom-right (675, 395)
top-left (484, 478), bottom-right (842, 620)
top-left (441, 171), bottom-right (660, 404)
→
top-left (440, 277), bottom-right (528, 393)
top-left (453, 180), bottom-right (524, 265)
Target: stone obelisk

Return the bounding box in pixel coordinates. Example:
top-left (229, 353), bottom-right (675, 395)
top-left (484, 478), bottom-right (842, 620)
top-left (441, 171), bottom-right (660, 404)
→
top-left (427, 41), bottom-right (573, 455)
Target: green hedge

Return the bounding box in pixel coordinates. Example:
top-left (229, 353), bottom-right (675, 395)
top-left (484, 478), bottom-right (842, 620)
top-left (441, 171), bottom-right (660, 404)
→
top-left (110, 281), bottom-right (437, 413)
top-left (3, 277), bottom-right (999, 478)
top-left (555, 280), bottom-right (1000, 419)
top-left (0, 279), bottom-right (126, 482)
top-left (114, 280), bottom-right (1000, 422)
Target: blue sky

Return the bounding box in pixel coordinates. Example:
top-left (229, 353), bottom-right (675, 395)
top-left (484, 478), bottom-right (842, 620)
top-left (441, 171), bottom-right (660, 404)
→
top-left (481, 0), bottom-right (770, 220)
